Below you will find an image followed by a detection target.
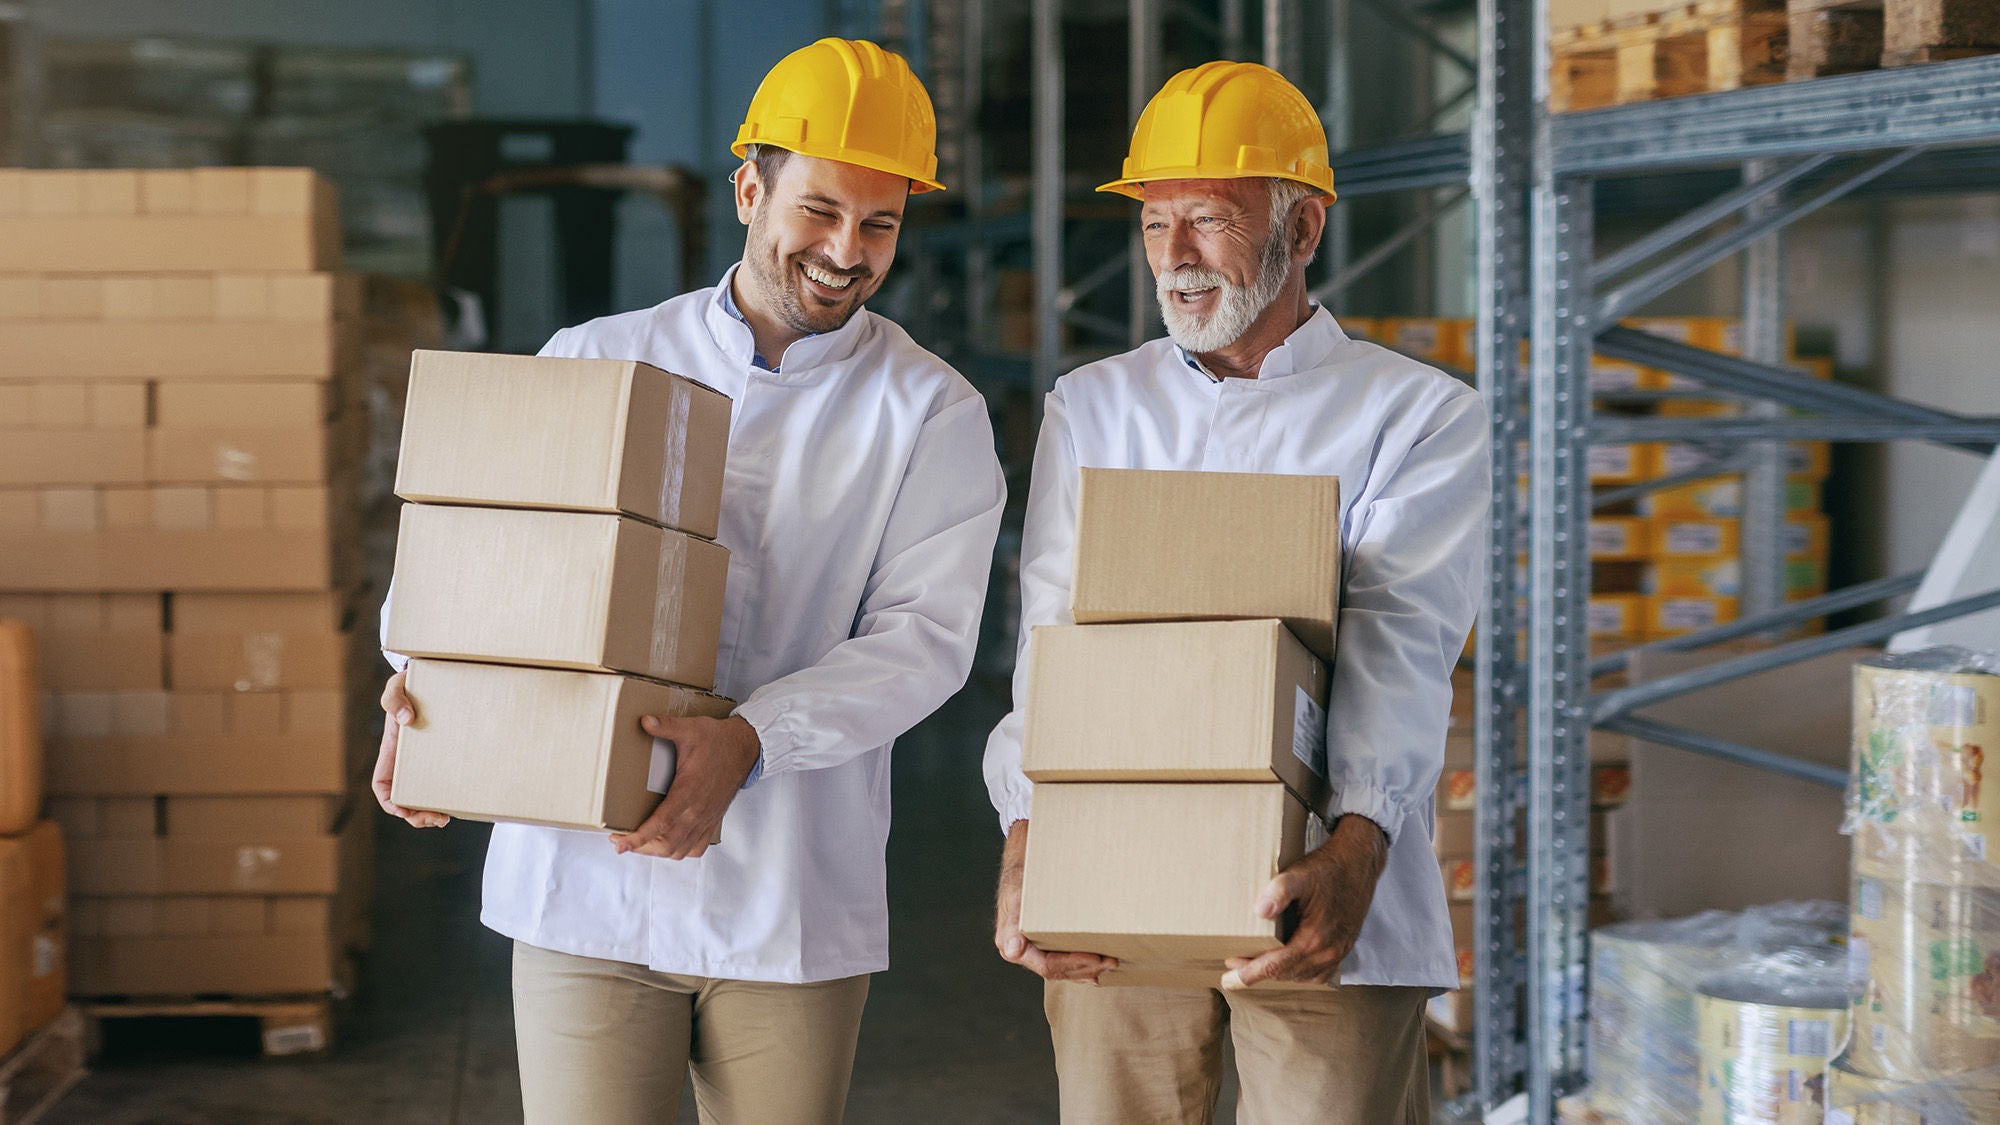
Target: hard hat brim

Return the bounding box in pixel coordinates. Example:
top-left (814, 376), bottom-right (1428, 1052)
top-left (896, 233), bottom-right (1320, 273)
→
top-left (731, 137), bottom-right (946, 194)
top-left (1096, 168), bottom-right (1335, 203)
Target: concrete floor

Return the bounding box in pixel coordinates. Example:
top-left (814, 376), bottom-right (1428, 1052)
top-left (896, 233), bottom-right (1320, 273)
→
top-left (43, 677), bottom-right (1462, 1123)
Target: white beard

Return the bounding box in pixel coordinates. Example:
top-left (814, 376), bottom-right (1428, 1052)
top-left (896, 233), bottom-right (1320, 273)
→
top-left (1155, 228), bottom-right (1293, 355)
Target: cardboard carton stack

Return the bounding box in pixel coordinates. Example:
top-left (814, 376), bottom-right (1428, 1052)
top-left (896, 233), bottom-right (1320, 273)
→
top-left (0, 167), bottom-right (378, 999)
top-left (1017, 468), bottom-right (1342, 988)
top-left (381, 350), bottom-right (738, 832)
top-left (0, 622), bottom-right (67, 1062)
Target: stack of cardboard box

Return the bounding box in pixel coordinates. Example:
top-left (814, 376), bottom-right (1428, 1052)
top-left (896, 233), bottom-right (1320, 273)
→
top-left (381, 350), bottom-right (738, 832)
top-left (0, 167), bottom-right (377, 998)
top-left (1016, 468), bottom-right (1343, 988)
top-left (0, 622), bottom-right (66, 1061)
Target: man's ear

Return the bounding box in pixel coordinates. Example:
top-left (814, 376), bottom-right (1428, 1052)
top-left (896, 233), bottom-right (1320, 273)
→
top-left (1291, 196), bottom-right (1327, 262)
top-left (733, 161), bottom-right (761, 226)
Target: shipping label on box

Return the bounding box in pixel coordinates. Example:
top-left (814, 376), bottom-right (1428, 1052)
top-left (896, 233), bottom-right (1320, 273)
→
top-left (1020, 782), bottom-right (1308, 965)
top-left (1645, 594), bottom-right (1739, 638)
top-left (386, 504), bottom-right (728, 690)
top-left (391, 659), bottom-right (737, 833)
top-left (1071, 469), bottom-right (1342, 662)
top-left (396, 350), bottom-right (731, 539)
top-left (1588, 516), bottom-right (1648, 561)
top-left (1020, 619), bottom-right (1329, 814)
top-left (1588, 594), bottom-right (1643, 638)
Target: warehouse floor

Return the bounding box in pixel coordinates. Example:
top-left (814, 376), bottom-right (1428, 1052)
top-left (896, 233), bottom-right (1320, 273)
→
top-left (43, 683), bottom-right (1085, 1124)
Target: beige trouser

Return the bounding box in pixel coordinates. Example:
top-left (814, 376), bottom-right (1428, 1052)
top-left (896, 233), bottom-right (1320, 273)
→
top-left (511, 941), bottom-right (871, 1125)
top-left (1044, 980), bottom-right (1431, 1125)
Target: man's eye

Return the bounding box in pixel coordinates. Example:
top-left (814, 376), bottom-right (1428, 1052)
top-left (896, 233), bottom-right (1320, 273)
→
top-left (805, 207), bottom-right (834, 219)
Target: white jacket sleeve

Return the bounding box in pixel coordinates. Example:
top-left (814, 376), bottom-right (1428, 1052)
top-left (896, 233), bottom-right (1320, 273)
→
top-left (1323, 385), bottom-right (1491, 844)
top-left (981, 391), bottom-right (1080, 832)
top-left (732, 392), bottom-right (1006, 777)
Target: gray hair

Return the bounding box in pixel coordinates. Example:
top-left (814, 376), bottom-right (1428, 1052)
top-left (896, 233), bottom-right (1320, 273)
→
top-left (1268, 178), bottom-right (1321, 268)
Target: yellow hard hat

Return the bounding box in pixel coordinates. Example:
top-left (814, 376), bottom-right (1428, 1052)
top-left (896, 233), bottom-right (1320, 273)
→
top-left (732, 38), bottom-right (945, 194)
top-left (1098, 61), bottom-right (1334, 202)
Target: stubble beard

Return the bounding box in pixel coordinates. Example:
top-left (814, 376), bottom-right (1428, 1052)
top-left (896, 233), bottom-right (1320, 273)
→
top-left (743, 208), bottom-right (877, 339)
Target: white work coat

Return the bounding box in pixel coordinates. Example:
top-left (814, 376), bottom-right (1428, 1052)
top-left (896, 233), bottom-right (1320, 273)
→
top-left (386, 266), bottom-right (1006, 983)
top-left (982, 307), bottom-right (1489, 990)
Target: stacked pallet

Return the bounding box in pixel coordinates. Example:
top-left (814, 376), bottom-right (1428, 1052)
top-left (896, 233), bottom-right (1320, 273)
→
top-left (1586, 316), bottom-right (1834, 645)
top-left (0, 622), bottom-right (69, 1084)
top-left (0, 168), bottom-right (375, 1020)
top-left (1790, 0), bottom-right (2000, 79)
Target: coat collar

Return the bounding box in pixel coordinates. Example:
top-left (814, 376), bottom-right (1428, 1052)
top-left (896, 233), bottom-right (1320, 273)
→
top-left (701, 263), bottom-right (875, 381)
top-left (1173, 304), bottom-right (1350, 384)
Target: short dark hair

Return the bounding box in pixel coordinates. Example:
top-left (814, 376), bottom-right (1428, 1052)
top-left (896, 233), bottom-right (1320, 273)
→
top-left (745, 143), bottom-right (792, 194)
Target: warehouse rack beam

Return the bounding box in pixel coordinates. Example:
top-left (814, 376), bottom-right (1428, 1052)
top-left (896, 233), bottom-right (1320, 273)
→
top-left (1330, 132), bottom-right (1472, 195)
top-left (1587, 155), bottom-right (1833, 286)
top-left (1593, 715), bottom-right (1849, 788)
top-left (1596, 416), bottom-right (2000, 445)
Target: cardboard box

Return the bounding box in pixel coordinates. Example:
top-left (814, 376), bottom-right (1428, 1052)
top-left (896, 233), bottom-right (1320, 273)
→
top-left (1019, 782), bottom-right (1308, 965)
top-left (0, 169), bottom-right (340, 274)
top-left (0, 484), bottom-right (354, 591)
top-left (0, 593), bottom-right (165, 690)
top-left (1093, 962), bottom-right (1323, 990)
top-left (165, 796), bottom-right (343, 837)
top-left (168, 629), bottom-right (352, 691)
top-left (1587, 442), bottom-right (1660, 485)
top-left (148, 383), bottom-right (360, 484)
top-left (71, 895), bottom-right (333, 939)
top-left (0, 381), bottom-right (150, 484)
top-left (390, 658), bottom-right (737, 833)
top-left (1070, 469), bottom-right (1342, 661)
top-left (0, 273), bottom-right (357, 324)
top-left (170, 591), bottom-right (348, 633)
top-left (385, 504), bottom-right (728, 690)
top-left (0, 320), bottom-right (353, 381)
top-left (46, 733), bottom-right (346, 795)
top-left (1644, 594), bottom-right (1739, 637)
top-left (1020, 620), bottom-right (1329, 813)
top-left (0, 821), bottom-right (65, 1060)
top-left (67, 834), bottom-right (340, 895)
top-left (1588, 516), bottom-right (1649, 561)
top-left (71, 932), bottom-right (336, 995)
top-left (1588, 594), bottom-right (1644, 637)
top-left (1435, 809), bottom-right (1475, 855)
top-left (43, 688), bottom-right (343, 741)
top-left (396, 350), bottom-right (731, 540)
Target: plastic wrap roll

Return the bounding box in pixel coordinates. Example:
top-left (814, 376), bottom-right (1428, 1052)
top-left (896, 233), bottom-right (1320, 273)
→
top-left (1845, 864), bottom-right (2000, 1080)
top-left (1587, 902), bottom-right (1846, 1124)
top-left (1847, 649), bottom-right (2000, 890)
top-left (1825, 1060), bottom-right (2000, 1124)
top-left (1696, 948), bottom-right (1849, 1124)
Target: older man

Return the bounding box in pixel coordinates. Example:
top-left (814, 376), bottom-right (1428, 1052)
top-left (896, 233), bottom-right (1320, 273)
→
top-left (983, 61), bottom-right (1489, 1123)
top-left (375, 39), bottom-right (1005, 1124)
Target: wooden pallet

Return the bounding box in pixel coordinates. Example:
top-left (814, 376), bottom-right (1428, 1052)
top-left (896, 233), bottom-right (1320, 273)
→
top-left (0, 1009), bottom-right (86, 1125)
top-left (1553, 0), bottom-right (1789, 110)
top-left (1789, 0), bottom-right (2000, 78)
top-left (80, 994), bottom-right (334, 1059)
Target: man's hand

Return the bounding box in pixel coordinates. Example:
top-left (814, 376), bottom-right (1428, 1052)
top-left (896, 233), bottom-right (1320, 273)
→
top-left (1223, 814), bottom-right (1390, 989)
top-left (372, 671), bottom-right (450, 828)
top-left (994, 819), bottom-right (1118, 983)
top-left (610, 714), bottom-right (761, 860)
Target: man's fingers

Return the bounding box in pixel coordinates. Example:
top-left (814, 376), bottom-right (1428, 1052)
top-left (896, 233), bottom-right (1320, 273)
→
top-left (1223, 945), bottom-right (1299, 990)
top-left (1255, 872), bottom-right (1303, 921)
top-left (640, 713), bottom-right (692, 740)
top-left (1042, 951), bottom-right (1117, 982)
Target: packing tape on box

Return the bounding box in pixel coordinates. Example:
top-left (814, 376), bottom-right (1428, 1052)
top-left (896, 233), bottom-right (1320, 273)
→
top-left (659, 383), bottom-right (689, 532)
top-left (1825, 1060), bottom-right (2000, 1124)
top-left (238, 632), bottom-right (284, 691)
top-left (1844, 867), bottom-right (2000, 1080)
top-left (1585, 903), bottom-right (1846, 1124)
top-left (1694, 948), bottom-right (1848, 1125)
top-left (649, 539), bottom-right (685, 680)
top-left (1846, 650), bottom-right (2000, 890)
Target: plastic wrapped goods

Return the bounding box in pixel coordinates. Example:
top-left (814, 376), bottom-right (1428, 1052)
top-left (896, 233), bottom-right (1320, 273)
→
top-left (1825, 1061), bottom-right (2000, 1124)
top-left (1845, 865), bottom-right (2000, 1080)
top-left (1587, 901), bottom-right (1845, 1124)
top-left (1695, 947), bottom-right (1849, 1124)
top-left (1847, 648), bottom-right (2000, 890)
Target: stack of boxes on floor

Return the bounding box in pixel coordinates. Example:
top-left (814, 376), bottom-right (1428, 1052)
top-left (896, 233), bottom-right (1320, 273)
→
top-left (380, 351), bottom-right (737, 831)
top-left (0, 167), bottom-right (376, 998)
top-left (1016, 469), bottom-right (1344, 988)
top-left (0, 623), bottom-right (65, 1061)
top-left (1424, 664), bottom-right (1632, 1037)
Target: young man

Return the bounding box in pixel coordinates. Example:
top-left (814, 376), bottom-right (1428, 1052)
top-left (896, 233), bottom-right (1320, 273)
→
top-left (375, 39), bottom-right (1005, 1123)
top-left (984, 62), bottom-right (1490, 1123)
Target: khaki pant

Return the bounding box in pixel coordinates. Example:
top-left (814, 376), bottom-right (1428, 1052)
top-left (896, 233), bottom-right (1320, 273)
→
top-left (512, 941), bottom-right (871, 1125)
top-left (1044, 981), bottom-right (1431, 1125)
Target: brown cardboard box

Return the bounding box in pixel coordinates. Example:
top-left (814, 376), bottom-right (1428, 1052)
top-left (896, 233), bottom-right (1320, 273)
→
top-left (0, 381), bottom-right (149, 485)
top-left (164, 796), bottom-right (343, 837)
top-left (168, 630), bottom-right (352, 691)
top-left (1019, 782), bottom-right (1308, 965)
top-left (171, 591), bottom-right (348, 633)
top-left (0, 594), bottom-right (162, 690)
top-left (0, 821), bottom-right (64, 1059)
top-left (47, 733), bottom-right (345, 795)
top-left (149, 383), bottom-right (361, 484)
top-left (1069, 469), bottom-right (1342, 661)
top-left (385, 504), bottom-right (728, 690)
top-left (0, 169), bottom-right (340, 274)
top-left (0, 320), bottom-right (353, 380)
top-left (1435, 809), bottom-right (1476, 855)
top-left (71, 932), bottom-right (336, 995)
top-left (391, 658), bottom-right (738, 833)
top-left (395, 350), bottom-right (731, 540)
top-left (0, 484), bottom-right (354, 591)
top-left (0, 273), bottom-right (357, 324)
top-left (71, 895), bottom-right (333, 939)
top-left (67, 834), bottom-right (340, 895)
top-left (1020, 620), bottom-right (1329, 813)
